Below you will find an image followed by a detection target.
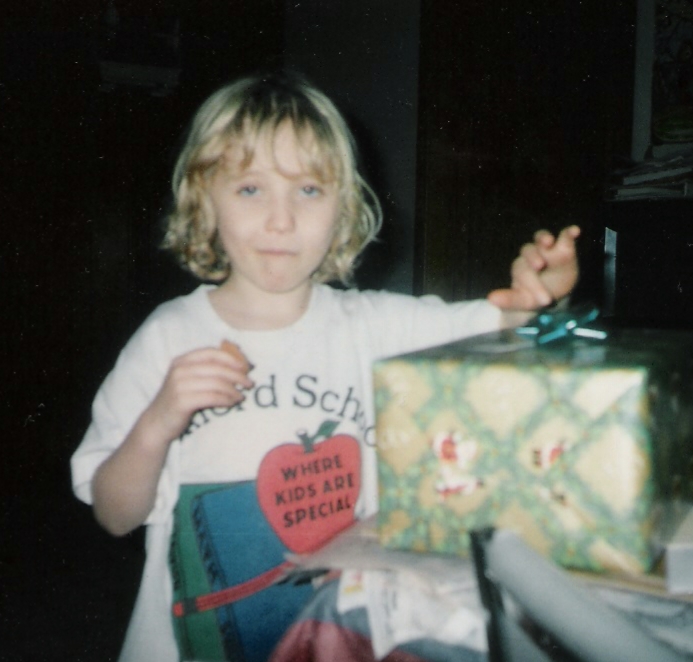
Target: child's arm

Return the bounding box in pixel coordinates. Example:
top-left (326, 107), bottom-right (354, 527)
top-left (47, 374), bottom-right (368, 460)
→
top-left (487, 225), bottom-right (580, 324)
top-left (91, 347), bottom-right (254, 536)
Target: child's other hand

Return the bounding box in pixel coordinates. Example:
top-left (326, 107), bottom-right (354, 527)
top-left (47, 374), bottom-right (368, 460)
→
top-left (146, 346), bottom-right (254, 443)
top-left (487, 225), bottom-right (580, 311)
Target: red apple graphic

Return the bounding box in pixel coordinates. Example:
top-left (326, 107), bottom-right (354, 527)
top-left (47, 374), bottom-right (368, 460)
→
top-left (256, 420), bottom-right (361, 554)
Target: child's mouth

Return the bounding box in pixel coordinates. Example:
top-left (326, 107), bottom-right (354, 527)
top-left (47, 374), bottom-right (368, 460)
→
top-left (258, 249), bottom-right (297, 256)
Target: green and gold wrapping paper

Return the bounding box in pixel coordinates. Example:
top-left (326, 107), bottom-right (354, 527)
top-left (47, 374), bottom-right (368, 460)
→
top-left (374, 328), bottom-right (693, 574)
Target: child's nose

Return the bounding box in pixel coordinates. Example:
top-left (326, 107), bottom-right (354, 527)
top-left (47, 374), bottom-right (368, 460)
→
top-left (266, 195), bottom-right (295, 233)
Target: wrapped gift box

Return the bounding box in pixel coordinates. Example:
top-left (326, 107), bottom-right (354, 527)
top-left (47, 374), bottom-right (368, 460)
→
top-left (374, 325), bottom-right (693, 574)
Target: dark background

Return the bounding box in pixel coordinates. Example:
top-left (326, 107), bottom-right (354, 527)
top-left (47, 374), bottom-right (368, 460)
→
top-left (2, 1), bottom-right (682, 660)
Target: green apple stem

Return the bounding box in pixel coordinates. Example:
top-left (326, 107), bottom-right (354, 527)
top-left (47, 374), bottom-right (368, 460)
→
top-left (297, 430), bottom-right (315, 453)
top-left (297, 420), bottom-right (340, 453)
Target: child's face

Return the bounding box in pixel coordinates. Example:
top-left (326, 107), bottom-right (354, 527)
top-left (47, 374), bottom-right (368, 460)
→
top-left (208, 122), bottom-right (340, 297)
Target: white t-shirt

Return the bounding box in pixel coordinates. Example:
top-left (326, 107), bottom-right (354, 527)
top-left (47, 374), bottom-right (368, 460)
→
top-left (71, 283), bottom-right (501, 661)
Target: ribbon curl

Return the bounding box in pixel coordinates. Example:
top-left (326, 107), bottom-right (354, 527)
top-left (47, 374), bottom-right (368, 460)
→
top-left (516, 304), bottom-right (608, 345)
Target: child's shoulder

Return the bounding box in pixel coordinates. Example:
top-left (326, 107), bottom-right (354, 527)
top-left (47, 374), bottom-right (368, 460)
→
top-left (119, 285), bottom-right (215, 356)
top-left (146, 284), bottom-right (213, 322)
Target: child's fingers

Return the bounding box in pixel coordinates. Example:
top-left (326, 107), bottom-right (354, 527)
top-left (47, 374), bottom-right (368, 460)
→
top-left (169, 350), bottom-right (255, 391)
top-left (487, 284), bottom-right (548, 311)
top-left (533, 228), bottom-right (557, 249)
top-left (486, 287), bottom-right (525, 310)
top-left (512, 256), bottom-right (554, 306)
top-left (179, 346), bottom-right (252, 372)
top-left (220, 340), bottom-right (253, 373)
top-left (519, 242), bottom-right (548, 272)
top-left (148, 382), bottom-right (244, 442)
top-left (548, 225), bottom-right (581, 256)
top-left (170, 366), bottom-right (253, 399)
top-left (489, 253), bottom-right (553, 309)
top-left (547, 225), bottom-right (581, 258)
top-left (489, 225), bottom-right (580, 311)
top-left (161, 385), bottom-right (243, 419)
top-left (172, 348), bottom-right (253, 383)
top-left (532, 225), bottom-right (580, 260)
top-left (153, 347), bottom-right (256, 429)
top-left (557, 224), bottom-right (581, 243)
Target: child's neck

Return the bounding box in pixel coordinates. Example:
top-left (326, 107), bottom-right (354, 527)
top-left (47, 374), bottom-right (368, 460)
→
top-left (209, 280), bottom-right (314, 331)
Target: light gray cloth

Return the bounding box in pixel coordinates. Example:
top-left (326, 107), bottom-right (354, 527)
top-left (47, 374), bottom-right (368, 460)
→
top-left (487, 530), bottom-right (692, 662)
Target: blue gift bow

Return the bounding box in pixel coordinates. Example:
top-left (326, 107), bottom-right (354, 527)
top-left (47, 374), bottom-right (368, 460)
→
top-left (515, 305), bottom-right (608, 345)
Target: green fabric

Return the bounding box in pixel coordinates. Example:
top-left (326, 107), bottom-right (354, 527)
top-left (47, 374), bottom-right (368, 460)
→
top-left (170, 483), bottom-right (229, 661)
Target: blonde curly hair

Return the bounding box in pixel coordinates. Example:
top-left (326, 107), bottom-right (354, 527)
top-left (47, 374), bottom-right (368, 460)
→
top-left (163, 71), bottom-right (382, 284)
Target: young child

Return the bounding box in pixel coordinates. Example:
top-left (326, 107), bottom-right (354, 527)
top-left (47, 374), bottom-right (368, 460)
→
top-left (71, 71), bottom-right (580, 662)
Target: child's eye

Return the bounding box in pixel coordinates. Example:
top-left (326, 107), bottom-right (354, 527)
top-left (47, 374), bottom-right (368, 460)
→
top-left (301, 184), bottom-right (322, 197)
top-left (238, 185), bottom-right (258, 196)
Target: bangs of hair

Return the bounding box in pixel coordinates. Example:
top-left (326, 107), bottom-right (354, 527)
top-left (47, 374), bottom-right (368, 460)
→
top-left (217, 117), bottom-right (341, 186)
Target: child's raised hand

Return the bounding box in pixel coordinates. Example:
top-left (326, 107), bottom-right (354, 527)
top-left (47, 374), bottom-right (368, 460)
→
top-left (91, 342), bottom-right (254, 535)
top-left (487, 225), bottom-right (580, 311)
top-left (146, 345), bottom-right (254, 444)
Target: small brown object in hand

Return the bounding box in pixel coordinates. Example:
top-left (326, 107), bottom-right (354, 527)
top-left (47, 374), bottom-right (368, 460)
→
top-left (220, 340), bottom-right (253, 373)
